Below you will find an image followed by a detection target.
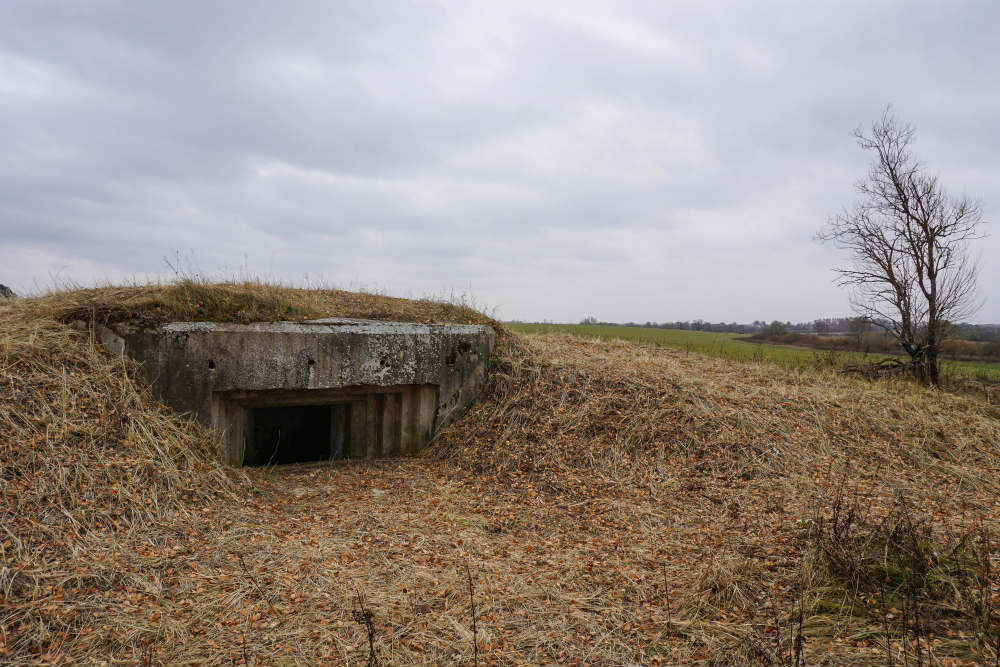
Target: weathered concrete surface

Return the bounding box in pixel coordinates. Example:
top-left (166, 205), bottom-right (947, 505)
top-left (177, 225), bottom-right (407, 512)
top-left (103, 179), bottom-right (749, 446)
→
top-left (98, 318), bottom-right (495, 464)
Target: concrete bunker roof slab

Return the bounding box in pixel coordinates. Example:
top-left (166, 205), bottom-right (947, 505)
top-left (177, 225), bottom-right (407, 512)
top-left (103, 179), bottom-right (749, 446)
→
top-left (159, 318), bottom-right (490, 336)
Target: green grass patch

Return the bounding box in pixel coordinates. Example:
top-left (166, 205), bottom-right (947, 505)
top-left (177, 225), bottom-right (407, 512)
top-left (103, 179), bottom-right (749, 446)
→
top-left (508, 323), bottom-right (1000, 382)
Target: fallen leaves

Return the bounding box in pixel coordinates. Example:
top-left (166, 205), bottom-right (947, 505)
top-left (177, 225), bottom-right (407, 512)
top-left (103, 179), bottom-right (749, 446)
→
top-left (3, 303), bottom-right (1000, 664)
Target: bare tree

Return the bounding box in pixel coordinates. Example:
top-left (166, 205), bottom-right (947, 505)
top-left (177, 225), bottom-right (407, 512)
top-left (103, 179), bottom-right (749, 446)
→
top-left (818, 109), bottom-right (984, 385)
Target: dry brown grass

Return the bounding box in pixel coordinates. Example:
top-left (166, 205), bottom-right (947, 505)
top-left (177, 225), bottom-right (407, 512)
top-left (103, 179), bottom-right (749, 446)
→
top-left (433, 334), bottom-right (1000, 664)
top-left (28, 279), bottom-right (499, 329)
top-left (0, 296), bottom-right (243, 664)
top-left (2, 285), bottom-right (1000, 665)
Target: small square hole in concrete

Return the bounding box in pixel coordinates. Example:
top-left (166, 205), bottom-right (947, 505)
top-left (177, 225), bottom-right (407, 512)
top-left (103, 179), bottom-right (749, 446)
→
top-left (246, 405), bottom-right (346, 466)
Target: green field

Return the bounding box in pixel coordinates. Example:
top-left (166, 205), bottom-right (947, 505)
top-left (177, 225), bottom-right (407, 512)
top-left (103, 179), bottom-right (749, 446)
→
top-left (509, 323), bottom-right (1000, 382)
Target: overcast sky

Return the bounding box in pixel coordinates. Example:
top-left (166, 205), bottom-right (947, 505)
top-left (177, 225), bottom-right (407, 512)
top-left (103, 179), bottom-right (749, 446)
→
top-left (2, 1), bottom-right (997, 323)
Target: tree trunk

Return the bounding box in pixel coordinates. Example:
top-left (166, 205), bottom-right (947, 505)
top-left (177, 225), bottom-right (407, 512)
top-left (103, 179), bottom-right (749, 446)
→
top-left (903, 344), bottom-right (928, 384)
top-left (926, 343), bottom-right (940, 386)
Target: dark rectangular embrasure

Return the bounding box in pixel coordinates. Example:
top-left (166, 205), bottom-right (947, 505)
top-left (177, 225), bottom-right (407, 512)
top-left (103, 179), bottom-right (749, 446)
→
top-left (246, 404), bottom-right (336, 466)
top-left (220, 384), bottom-right (436, 465)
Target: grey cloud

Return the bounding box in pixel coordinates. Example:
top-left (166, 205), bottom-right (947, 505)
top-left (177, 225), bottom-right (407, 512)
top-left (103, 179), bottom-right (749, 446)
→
top-left (1, 0), bottom-right (998, 322)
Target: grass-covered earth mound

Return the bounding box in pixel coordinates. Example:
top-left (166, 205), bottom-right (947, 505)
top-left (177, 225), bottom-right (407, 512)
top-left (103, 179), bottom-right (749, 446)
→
top-left (32, 280), bottom-right (498, 329)
top-left (2, 283), bottom-right (999, 665)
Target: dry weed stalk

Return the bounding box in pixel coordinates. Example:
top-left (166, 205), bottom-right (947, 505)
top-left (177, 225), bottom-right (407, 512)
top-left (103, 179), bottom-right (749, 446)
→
top-left (352, 588), bottom-right (379, 667)
top-left (465, 563), bottom-right (479, 667)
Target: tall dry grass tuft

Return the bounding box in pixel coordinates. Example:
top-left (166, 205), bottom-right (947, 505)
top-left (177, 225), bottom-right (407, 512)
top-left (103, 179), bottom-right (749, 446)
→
top-left (803, 481), bottom-right (1000, 665)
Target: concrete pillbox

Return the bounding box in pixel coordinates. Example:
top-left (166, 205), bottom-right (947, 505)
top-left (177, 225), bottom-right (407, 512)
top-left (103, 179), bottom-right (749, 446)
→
top-left (95, 318), bottom-right (495, 465)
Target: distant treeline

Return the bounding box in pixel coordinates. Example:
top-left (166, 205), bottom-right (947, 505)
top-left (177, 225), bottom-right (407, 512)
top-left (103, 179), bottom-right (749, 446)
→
top-left (953, 323), bottom-right (1000, 342)
top-left (748, 331), bottom-right (1000, 362)
top-left (509, 316), bottom-right (1000, 342)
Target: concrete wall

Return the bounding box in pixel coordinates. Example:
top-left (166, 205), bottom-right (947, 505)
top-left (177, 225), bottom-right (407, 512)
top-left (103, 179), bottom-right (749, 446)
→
top-left (97, 318), bottom-right (495, 464)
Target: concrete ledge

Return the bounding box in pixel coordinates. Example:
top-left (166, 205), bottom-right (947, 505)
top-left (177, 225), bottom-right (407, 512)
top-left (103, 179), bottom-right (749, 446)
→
top-left (97, 318), bottom-right (495, 464)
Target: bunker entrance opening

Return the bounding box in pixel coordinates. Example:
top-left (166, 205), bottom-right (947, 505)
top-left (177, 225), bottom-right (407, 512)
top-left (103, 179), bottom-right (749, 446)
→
top-left (223, 384), bottom-right (439, 466)
top-left (244, 404), bottom-right (349, 466)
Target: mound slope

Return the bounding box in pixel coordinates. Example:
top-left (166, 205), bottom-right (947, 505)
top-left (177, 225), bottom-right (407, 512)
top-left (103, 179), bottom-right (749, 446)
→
top-left (1, 297), bottom-right (243, 663)
top-left (438, 334), bottom-right (1000, 495)
top-left (435, 334), bottom-right (1000, 663)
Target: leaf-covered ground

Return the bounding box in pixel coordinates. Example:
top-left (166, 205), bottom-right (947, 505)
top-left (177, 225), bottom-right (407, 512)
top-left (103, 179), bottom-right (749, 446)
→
top-left (3, 289), bottom-right (1000, 665)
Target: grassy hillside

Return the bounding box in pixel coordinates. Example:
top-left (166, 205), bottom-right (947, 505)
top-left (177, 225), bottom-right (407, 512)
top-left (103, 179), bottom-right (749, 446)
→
top-left (510, 323), bottom-right (1000, 383)
top-left (3, 284), bottom-right (1000, 665)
